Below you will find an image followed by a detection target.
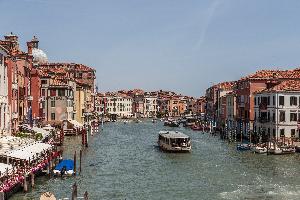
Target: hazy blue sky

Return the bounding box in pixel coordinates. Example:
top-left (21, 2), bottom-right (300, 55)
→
top-left (1, 0), bottom-right (300, 97)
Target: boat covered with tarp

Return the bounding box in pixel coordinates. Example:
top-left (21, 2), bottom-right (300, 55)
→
top-left (53, 159), bottom-right (74, 176)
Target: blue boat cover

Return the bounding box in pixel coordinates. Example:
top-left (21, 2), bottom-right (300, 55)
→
top-left (55, 159), bottom-right (74, 171)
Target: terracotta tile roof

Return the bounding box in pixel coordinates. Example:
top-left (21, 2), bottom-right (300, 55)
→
top-left (257, 80), bottom-right (300, 93)
top-left (40, 63), bottom-right (95, 72)
top-left (0, 44), bottom-right (9, 53)
top-left (240, 68), bottom-right (300, 81)
top-left (214, 81), bottom-right (236, 90)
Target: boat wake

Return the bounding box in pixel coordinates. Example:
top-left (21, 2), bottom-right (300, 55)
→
top-left (220, 183), bottom-right (300, 200)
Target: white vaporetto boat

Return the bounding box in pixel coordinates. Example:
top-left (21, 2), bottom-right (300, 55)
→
top-left (158, 131), bottom-right (191, 152)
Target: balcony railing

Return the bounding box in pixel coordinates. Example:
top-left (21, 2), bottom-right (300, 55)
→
top-left (12, 112), bottom-right (18, 119)
top-left (27, 96), bottom-right (33, 101)
top-left (259, 103), bottom-right (267, 111)
top-left (238, 102), bottom-right (245, 107)
top-left (12, 83), bottom-right (18, 90)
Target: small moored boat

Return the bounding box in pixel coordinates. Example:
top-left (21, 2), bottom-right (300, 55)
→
top-left (158, 131), bottom-right (191, 152)
top-left (191, 125), bottom-right (202, 131)
top-left (164, 119), bottom-right (180, 127)
top-left (251, 145), bottom-right (267, 154)
top-left (53, 159), bottom-right (75, 176)
top-left (236, 143), bottom-right (251, 151)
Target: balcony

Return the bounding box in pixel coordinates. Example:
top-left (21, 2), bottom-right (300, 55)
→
top-left (12, 83), bottom-right (18, 90)
top-left (259, 103), bottom-right (267, 111)
top-left (27, 96), bottom-right (33, 101)
top-left (12, 112), bottom-right (18, 119)
top-left (238, 102), bottom-right (245, 107)
top-left (39, 96), bottom-right (46, 102)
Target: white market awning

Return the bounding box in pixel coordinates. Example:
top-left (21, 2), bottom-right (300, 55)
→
top-left (6, 142), bottom-right (53, 161)
top-left (0, 163), bottom-right (13, 175)
top-left (67, 119), bottom-right (83, 128)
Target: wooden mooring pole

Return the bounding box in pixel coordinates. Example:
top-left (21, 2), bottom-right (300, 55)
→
top-left (74, 151), bottom-right (77, 176)
top-left (24, 175), bottom-right (28, 192)
top-left (31, 172), bottom-right (35, 188)
top-left (72, 182), bottom-right (78, 200)
top-left (79, 149), bottom-right (82, 174)
top-left (84, 191), bottom-right (89, 200)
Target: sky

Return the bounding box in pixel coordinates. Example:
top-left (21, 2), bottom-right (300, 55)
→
top-left (1, 0), bottom-right (300, 97)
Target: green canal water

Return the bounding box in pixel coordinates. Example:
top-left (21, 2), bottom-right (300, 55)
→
top-left (11, 120), bottom-right (300, 200)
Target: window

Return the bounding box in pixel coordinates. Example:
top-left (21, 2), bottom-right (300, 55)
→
top-left (51, 100), bottom-right (55, 107)
top-left (254, 97), bottom-right (257, 105)
top-left (41, 80), bottom-right (47, 84)
top-left (42, 89), bottom-right (45, 96)
top-left (58, 89), bottom-right (65, 97)
top-left (290, 96), bottom-right (297, 106)
top-left (279, 111), bottom-right (285, 122)
top-left (50, 89), bottom-right (56, 96)
top-left (0, 53), bottom-right (3, 65)
top-left (240, 95), bottom-right (244, 103)
top-left (291, 129), bottom-right (296, 137)
top-left (51, 113), bottom-right (55, 120)
top-left (273, 129), bottom-right (276, 138)
top-left (280, 129), bottom-right (285, 137)
top-left (290, 113), bottom-right (297, 122)
top-left (279, 96), bottom-right (284, 106)
top-left (273, 96), bottom-right (275, 105)
top-left (267, 96), bottom-right (270, 105)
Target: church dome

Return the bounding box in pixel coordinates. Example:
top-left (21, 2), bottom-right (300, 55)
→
top-left (32, 48), bottom-right (48, 64)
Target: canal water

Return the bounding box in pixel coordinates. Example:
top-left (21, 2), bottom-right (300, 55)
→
top-left (11, 120), bottom-right (300, 200)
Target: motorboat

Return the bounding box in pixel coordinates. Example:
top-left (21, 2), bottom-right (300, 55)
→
top-left (183, 117), bottom-right (197, 127)
top-left (251, 145), bottom-right (267, 154)
top-left (236, 143), bottom-right (251, 151)
top-left (53, 159), bottom-right (75, 176)
top-left (191, 125), bottom-right (202, 131)
top-left (281, 145), bottom-right (295, 154)
top-left (158, 131), bottom-right (191, 152)
top-left (164, 119), bottom-right (180, 127)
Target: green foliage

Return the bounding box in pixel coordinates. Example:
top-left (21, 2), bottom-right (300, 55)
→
top-left (35, 133), bottom-right (43, 141)
top-left (15, 132), bottom-right (31, 138)
top-left (156, 112), bottom-right (163, 118)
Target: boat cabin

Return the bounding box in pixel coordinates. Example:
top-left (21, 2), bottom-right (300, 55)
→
top-left (158, 131), bottom-right (191, 152)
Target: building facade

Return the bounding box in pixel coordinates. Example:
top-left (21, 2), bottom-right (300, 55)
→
top-left (106, 95), bottom-right (133, 118)
top-left (0, 45), bottom-right (10, 134)
top-left (143, 93), bottom-right (157, 118)
top-left (254, 80), bottom-right (300, 142)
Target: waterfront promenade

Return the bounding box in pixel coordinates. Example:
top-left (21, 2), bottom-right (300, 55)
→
top-left (10, 120), bottom-right (300, 200)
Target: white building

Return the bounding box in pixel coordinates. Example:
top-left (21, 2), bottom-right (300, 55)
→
top-left (106, 94), bottom-right (133, 118)
top-left (0, 45), bottom-right (10, 135)
top-left (143, 94), bottom-right (157, 118)
top-left (254, 80), bottom-right (300, 142)
top-left (225, 92), bottom-right (236, 138)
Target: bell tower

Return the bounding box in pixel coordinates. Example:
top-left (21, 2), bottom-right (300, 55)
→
top-left (27, 36), bottom-right (39, 54)
top-left (4, 32), bottom-right (19, 50)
